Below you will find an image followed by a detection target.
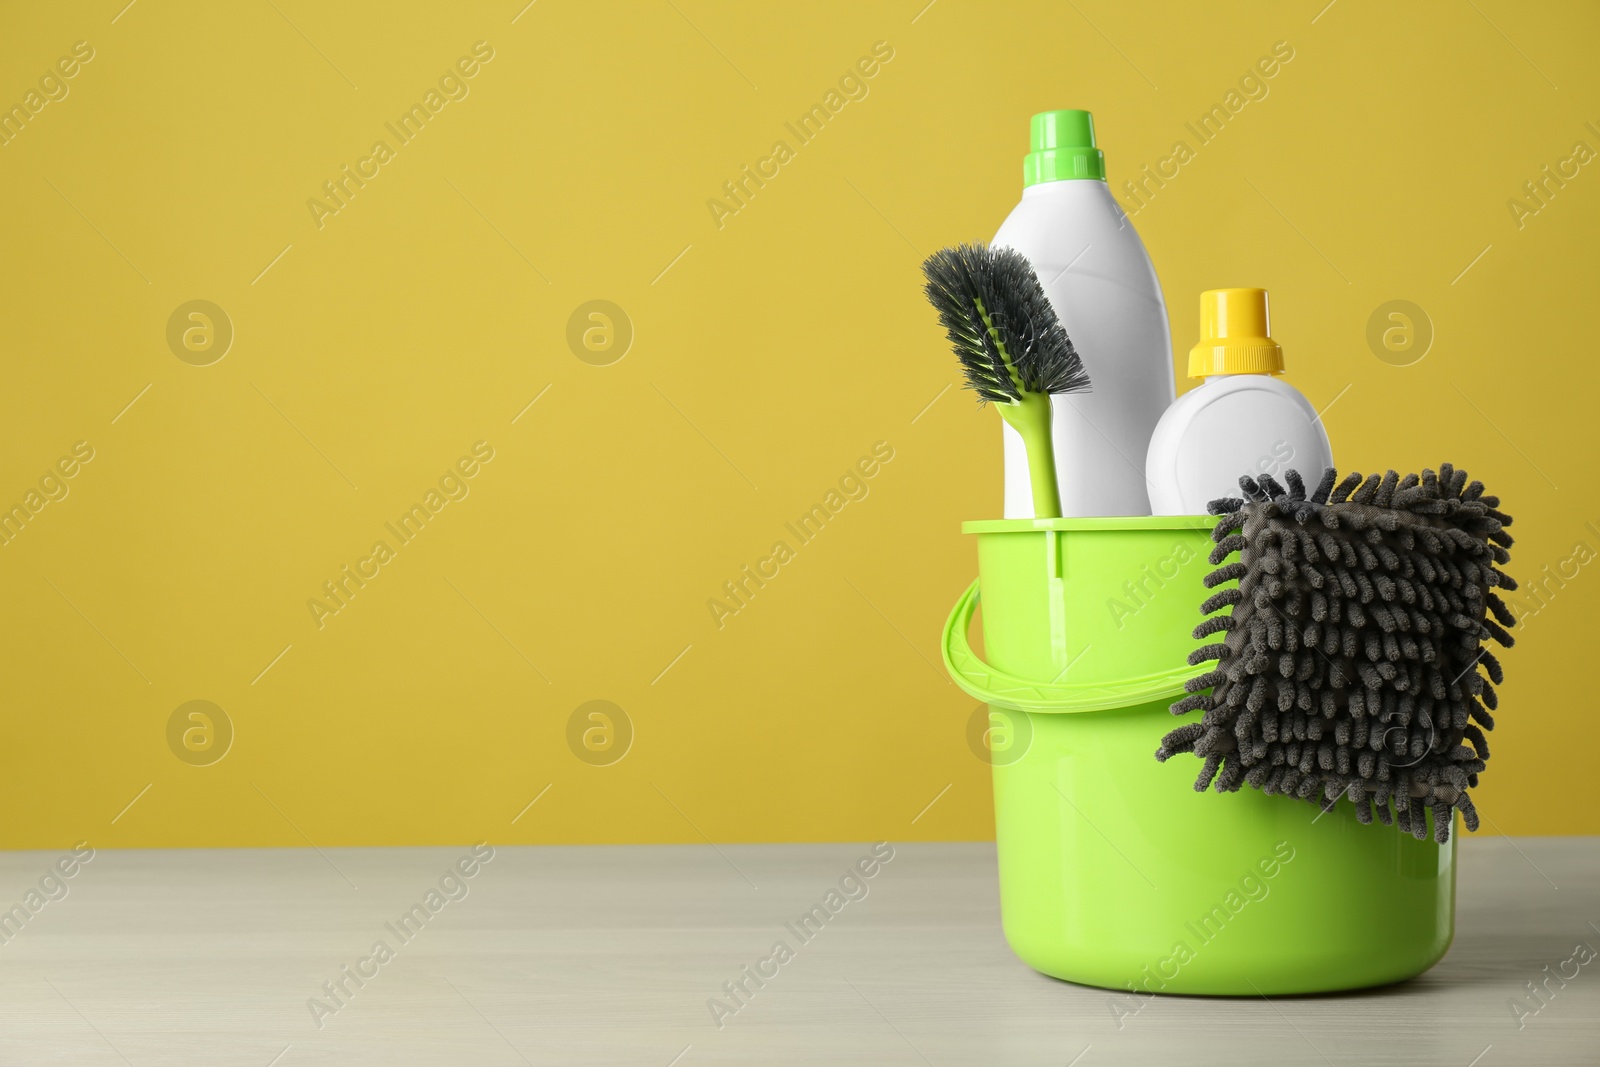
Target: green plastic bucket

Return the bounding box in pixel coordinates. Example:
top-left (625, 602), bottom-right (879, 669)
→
top-left (943, 516), bottom-right (1454, 996)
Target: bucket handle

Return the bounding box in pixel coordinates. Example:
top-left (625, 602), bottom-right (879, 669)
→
top-left (942, 578), bottom-right (1195, 714)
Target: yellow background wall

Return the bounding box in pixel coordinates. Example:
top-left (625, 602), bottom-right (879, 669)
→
top-left (2, 1), bottom-right (1595, 848)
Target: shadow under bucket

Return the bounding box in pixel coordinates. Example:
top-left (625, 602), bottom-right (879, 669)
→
top-left (943, 516), bottom-right (1454, 996)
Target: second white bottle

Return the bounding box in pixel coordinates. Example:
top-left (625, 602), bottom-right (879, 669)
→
top-left (1145, 288), bottom-right (1334, 514)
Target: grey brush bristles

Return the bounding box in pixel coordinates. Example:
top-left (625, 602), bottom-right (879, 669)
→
top-left (921, 243), bottom-right (1090, 404)
top-left (1155, 464), bottom-right (1515, 843)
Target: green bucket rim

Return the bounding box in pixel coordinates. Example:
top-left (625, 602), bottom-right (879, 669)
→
top-left (962, 514), bottom-right (1214, 535)
top-left (945, 515), bottom-right (1218, 713)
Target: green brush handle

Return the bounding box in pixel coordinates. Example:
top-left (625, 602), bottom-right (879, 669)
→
top-left (997, 392), bottom-right (1061, 519)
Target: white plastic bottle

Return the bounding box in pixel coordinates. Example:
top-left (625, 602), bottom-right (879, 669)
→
top-left (1145, 288), bottom-right (1334, 514)
top-left (992, 109), bottom-right (1175, 518)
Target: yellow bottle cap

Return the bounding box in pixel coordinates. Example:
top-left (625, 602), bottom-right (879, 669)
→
top-left (1187, 288), bottom-right (1284, 378)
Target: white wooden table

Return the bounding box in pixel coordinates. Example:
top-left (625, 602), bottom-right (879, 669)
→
top-left (0, 838), bottom-right (1594, 1065)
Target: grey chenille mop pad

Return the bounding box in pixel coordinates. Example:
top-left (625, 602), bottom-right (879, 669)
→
top-left (1155, 465), bottom-right (1515, 843)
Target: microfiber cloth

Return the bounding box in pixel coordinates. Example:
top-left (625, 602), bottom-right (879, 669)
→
top-left (1156, 465), bottom-right (1515, 842)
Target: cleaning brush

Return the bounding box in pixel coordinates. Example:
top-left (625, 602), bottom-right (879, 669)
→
top-left (1155, 464), bottom-right (1515, 843)
top-left (922, 243), bottom-right (1090, 518)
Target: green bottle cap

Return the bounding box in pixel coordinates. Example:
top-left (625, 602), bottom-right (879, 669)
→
top-left (1023, 109), bottom-right (1106, 186)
